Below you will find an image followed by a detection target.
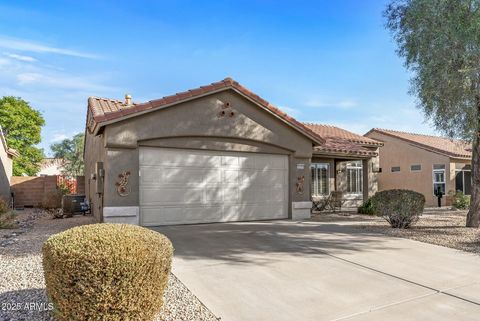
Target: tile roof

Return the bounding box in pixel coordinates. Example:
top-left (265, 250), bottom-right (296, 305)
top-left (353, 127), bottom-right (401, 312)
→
top-left (304, 123), bottom-right (383, 146)
top-left (367, 128), bottom-right (471, 159)
top-left (304, 123), bottom-right (380, 157)
top-left (87, 78), bottom-right (325, 144)
top-left (313, 140), bottom-right (378, 157)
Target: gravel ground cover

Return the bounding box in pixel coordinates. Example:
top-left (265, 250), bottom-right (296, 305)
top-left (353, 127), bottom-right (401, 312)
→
top-left (0, 209), bottom-right (217, 321)
top-left (311, 208), bottom-right (480, 254)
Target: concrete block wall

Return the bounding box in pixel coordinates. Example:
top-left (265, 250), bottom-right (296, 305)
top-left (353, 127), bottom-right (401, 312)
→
top-left (11, 176), bottom-right (86, 207)
top-left (11, 176), bottom-right (57, 207)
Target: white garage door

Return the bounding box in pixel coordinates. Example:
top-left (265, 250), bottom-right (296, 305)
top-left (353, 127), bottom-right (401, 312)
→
top-left (139, 147), bottom-right (289, 226)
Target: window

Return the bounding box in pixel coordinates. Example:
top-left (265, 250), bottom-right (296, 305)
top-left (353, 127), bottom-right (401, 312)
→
top-left (311, 163), bottom-right (329, 196)
top-left (346, 161), bottom-right (363, 194)
top-left (433, 164), bottom-right (446, 195)
top-left (391, 166), bottom-right (401, 172)
top-left (410, 164), bottom-right (421, 172)
top-left (455, 169), bottom-right (472, 195)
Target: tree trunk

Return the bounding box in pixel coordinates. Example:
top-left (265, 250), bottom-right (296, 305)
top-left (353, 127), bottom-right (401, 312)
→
top-left (466, 98), bottom-right (480, 228)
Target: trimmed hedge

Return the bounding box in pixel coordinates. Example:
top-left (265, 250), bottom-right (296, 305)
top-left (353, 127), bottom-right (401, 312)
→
top-left (371, 189), bottom-right (425, 228)
top-left (357, 198), bottom-right (375, 215)
top-left (42, 224), bottom-right (173, 321)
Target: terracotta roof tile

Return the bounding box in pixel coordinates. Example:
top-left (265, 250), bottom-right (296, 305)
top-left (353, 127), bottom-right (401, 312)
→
top-left (304, 123), bottom-right (383, 146)
top-left (368, 128), bottom-right (471, 159)
top-left (313, 138), bottom-right (378, 157)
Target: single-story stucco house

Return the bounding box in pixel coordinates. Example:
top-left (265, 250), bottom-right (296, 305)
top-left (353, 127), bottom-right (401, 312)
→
top-left (84, 78), bottom-right (382, 226)
top-left (365, 128), bottom-right (472, 207)
top-left (0, 126), bottom-right (18, 201)
top-left (37, 158), bottom-right (65, 176)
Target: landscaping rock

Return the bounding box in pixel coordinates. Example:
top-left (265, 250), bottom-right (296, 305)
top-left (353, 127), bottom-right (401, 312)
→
top-left (0, 209), bottom-right (218, 321)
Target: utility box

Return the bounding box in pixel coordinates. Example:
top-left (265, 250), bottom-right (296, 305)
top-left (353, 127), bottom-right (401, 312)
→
top-left (62, 194), bottom-right (86, 215)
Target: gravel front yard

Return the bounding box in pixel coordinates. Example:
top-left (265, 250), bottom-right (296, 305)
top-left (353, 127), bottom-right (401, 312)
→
top-left (311, 208), bottom-right (480, 254)
top-left (0, 209), bottom-right (217, 321)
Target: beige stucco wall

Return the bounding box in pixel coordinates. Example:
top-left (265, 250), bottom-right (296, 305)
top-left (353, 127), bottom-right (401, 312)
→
top-left (0, 140), bottom-right (13, 200)
top-left (86, 89), bottom-right (315, 221)
top-left (37, 163), bottom-right (63, 176)
top-left (366, 131), bottom-right (453, 207)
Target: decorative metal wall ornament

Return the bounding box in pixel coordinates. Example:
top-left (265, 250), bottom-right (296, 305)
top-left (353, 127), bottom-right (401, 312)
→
top-left (115, 171), bottom-right (131, 197)
top-left (296, 175), bottom-right (305, 194)
top-left (218, 101), bottom-right (235, 118)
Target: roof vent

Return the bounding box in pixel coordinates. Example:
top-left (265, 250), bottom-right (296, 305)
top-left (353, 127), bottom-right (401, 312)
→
top-left (124, 94), bottom-right (132, 106)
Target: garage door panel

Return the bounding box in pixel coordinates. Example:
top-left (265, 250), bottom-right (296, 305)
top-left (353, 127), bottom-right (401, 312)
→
top-left (223, 187), bottom-right (240, 203)
top-left (141, 187), bottom-right (204, 205)
top-left (224, 204), bottom-right (286, 221)
top-left (205, 187), bottom-right (223, 203)
top-left (223, 170), bottom-right (239, 184)
top-left (141, 148), bottom-right (222, 168)
top-left (139, 148), bottom-right (288, 225)
top-left (142, 206), bottom-right (223, 226)
top-left (271, 187), bottom-right (286, 202)
top-left (221, 155), bottom-right (255, 168)
top-left (140, 167), bottom-right (162, 185)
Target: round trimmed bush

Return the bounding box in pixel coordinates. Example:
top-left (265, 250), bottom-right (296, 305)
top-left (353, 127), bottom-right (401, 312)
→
top-left (42, 224), bottom-right (173, 321)
top-left (371, 189), bottom-right (425, 228)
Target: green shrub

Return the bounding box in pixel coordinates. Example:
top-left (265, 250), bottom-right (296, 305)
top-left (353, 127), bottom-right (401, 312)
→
top-left (451, 190), bottom-right (470, 210)
top-left (371, 189), bottom-right (425, 228)
top-left (358, 198), bottom-right (375, 215)
top-left (0, 211), bottom-right (17, 229)
top-left (0, 198), bottom-right (9, 214)
top-left (42, 224), bottom-right (173, 321)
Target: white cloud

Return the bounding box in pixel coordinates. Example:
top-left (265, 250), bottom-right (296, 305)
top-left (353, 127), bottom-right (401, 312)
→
top-left (277, 105), bottom-right (301, 117)
top-left (16, 72), bottom-right (39, 84)
top-left (14, 71), bottom-right (114, 92)
top-left (50, 133), bottom-right (69, 143)
top-left (305, 98), bottom-right (357, 109)
top-left (4, 52), bottom-right (36, 62)
top-left (0, 35), bottom-right (99, 59)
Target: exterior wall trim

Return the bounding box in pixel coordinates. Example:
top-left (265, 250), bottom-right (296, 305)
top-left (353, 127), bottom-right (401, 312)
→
top-left (103, 206), bottom-right (139, 225)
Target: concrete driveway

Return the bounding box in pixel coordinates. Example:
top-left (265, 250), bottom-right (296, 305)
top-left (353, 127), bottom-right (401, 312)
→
top-left (153, 220), bottom-right (480, 321)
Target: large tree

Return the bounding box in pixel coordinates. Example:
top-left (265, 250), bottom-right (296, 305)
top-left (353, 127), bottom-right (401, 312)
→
top-left (385, 0), bottom-right (480, 227)
top-left (0, 96), bottom-right (45, 175)
top-left (51, 133), bottom-right (85, 177)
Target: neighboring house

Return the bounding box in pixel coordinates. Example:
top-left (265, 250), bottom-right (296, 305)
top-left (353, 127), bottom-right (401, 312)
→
top-left (365, 128), bottom-right (471, 207)
top-left (37, 158), bottom-right (64, 176)
top-left (84, 78), bottom-right (381, 226)
top-left (0, 127), bottom-right (19, 200)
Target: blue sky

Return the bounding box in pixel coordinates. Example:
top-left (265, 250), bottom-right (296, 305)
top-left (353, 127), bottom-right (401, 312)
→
top-left (0, 1), bottom-right (436, 155)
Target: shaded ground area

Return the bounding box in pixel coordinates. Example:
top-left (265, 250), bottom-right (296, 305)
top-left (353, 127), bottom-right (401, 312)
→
top-left (0, 209), bottom-right (217, 321)
top-left (311, 208), bottom-right (480, 254)
top-left (155, 220), bottom-right (480, 321)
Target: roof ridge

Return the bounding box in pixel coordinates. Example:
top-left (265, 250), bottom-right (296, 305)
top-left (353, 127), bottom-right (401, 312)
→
top-left (302, 122), bottom-right (336, 128)
top-left (89, 96), bottom-right (124, 103)
top-left (373, 128), bottom-right (464, 141)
